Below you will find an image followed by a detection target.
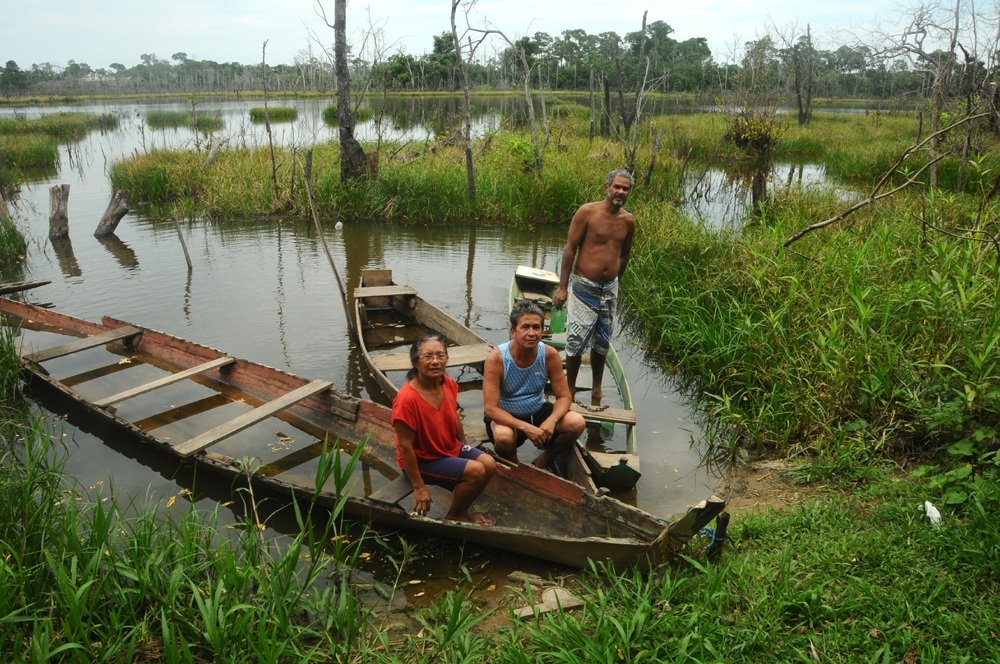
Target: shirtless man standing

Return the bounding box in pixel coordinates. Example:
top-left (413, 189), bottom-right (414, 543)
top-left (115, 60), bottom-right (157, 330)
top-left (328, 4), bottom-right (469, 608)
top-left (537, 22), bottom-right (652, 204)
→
top-left (552, 169), bottom-right (636, 405)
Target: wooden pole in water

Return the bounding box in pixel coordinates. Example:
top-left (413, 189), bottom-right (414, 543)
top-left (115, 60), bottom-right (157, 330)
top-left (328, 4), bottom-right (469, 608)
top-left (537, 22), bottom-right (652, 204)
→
top-left (171, 216), bottom-right (193, 272)
top-left (93, 188), bottom-right (130, 237)
top-left (302, 150), bottom-right (352, 336)
top-left (48, 184), bottom-right (70, 239)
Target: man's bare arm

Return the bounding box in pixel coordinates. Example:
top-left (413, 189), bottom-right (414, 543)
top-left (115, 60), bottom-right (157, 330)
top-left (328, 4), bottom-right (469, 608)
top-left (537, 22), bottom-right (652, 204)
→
top-left (545, 345), bottom-right (573, 420)
top-left (554, 205), bottom-right (590, 308)
top-left (618, 215), bottom-right (636, 279)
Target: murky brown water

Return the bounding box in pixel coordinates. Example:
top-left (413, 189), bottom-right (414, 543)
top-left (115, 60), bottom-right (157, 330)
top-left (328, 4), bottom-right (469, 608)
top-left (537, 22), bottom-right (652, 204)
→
top-left (3, 100), bottom-right (728, 590)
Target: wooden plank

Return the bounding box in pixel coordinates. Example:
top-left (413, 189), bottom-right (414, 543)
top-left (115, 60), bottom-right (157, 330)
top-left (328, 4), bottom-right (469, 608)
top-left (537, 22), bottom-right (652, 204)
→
top-left (368, 474), bottom-right (413, 505)
top-left (568, 402), bottom-right (636, 425)
top-left (0, 280), bottom-right (51, 296)
top-left (370, 343), bottom-right (492, 373)
top-left (444, 343), bottom-right (492, 366)
top-left (174, 379), bottom-right (332, 458)
top-left (519, 289), bottom-right (553, 304)
top-left (93, 356), bottom-right (235, 407)
top-left (412, 301), bottom-right (487, 345)
top-left (354, 285), bottom-right (418, 298)
top-left (25, 326), bottom-right (142, 363)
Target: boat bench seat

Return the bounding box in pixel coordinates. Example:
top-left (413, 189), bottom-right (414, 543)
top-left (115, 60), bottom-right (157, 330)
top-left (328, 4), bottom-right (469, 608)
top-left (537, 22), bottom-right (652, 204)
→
top-left (369, 343), bottom-right (493, 373)
top-left (354, 285), bottom-right (418, 299)
top-left (368, 473), bottom-right (413, 505)
top-left (25, 326), bottom-right (143, 363)
top-left (568, 402), bottom-right (637, 425)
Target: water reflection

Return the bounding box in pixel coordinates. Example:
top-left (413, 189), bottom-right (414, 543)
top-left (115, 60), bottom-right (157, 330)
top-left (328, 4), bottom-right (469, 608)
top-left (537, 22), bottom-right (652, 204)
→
top-left (683, 160), bottom-right (854, 230)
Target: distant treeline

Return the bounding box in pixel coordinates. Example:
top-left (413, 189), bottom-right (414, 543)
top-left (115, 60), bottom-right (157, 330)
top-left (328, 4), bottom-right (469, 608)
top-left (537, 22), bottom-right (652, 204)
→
top-left (0, 22), bottom-right (958, 101)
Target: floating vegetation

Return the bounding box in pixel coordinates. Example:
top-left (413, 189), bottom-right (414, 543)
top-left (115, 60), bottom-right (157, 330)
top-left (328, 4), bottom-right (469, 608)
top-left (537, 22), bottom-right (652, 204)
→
top-left (146, 110), bottom-right (224, 132)
top-left (321, 104), bottom-right (372, 127)
top-left (0, 112), bottom-right (117, 140)
top-left (250, 107), bottom-right (298, 123)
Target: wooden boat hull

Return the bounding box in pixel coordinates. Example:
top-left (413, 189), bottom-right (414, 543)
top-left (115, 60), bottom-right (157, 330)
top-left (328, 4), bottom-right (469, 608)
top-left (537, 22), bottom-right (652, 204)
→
top-left (353, 269), bottom-right (492, 398)
top-left (510, 266), bottom-right (640, 490)
top-left (0, 295), bottom-right (724, 570)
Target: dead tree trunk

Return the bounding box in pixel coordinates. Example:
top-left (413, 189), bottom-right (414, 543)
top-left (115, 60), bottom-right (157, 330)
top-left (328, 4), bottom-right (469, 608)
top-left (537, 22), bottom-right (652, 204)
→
top-left (335, 0), bottom-right (367, 181)
top-left (589, 67), bottom-right (596, 141)
top-left (601, 75), bottom-right (611, 137)
top-left (93, 189), bottom-right (129, 237)
top-left (49, 184), bottom-right (70, 239)
top-left (451, 1), bottom-right (476, 203)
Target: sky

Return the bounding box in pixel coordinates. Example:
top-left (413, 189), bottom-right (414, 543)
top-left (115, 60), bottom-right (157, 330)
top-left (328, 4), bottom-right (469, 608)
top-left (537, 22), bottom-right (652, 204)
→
top-left (2, 0), bottom-right (904, 71)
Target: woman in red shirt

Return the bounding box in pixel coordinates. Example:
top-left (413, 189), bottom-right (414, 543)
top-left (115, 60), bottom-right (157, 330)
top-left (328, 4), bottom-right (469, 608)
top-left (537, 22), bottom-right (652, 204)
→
top-left (391, 335), bottom-right (496, 526)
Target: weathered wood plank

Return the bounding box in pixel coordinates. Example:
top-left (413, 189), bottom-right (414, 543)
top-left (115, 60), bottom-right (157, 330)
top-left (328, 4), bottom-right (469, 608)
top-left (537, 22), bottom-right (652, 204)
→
top-left (354, 285), bottom-right (417, 298)
top-left (0, 280), bottom-right (51, 296)
top-left (368, 473), bottom-right (413, 505)
top-left (93, 356), bottom-right (235, 407)
top-left (174, 379), bottom-right (332, 458)
top-left (370, 343), bottom-right (492, 373)
top-left (568, 402), bottom-right (636, 425)
top-left (25, 326), bottom-right (142, 363)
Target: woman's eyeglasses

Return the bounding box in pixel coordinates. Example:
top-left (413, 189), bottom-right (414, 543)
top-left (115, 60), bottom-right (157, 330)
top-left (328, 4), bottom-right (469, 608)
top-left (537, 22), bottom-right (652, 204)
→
top-left (419, 353), bottom-right (449, 362)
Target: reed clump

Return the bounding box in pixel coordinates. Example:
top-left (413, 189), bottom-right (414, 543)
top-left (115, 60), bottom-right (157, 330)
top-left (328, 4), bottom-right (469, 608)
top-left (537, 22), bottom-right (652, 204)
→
top-left (0, 112), bottom-right (117, 140)
top-left (250, 106), bottom-right (298, 123)
top-left (321, 104), bottom-right (372, 127)
top-left (146, 110), bottom-right (224, 132)
top-left (0, 208), bottom-right (27, 273)
top-left (0, 133), bottom-right (58, 169)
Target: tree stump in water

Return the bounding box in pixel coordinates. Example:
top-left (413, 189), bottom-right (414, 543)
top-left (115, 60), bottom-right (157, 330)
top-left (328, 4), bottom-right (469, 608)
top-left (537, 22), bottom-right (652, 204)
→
top-left (93, 188), bottom-right (129, 237)
top-left (48, 184), bottom-right (70, 239)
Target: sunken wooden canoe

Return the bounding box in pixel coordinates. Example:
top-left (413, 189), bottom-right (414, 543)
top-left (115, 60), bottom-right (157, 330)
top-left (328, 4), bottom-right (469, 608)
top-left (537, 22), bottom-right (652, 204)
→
top-left (352, 268), bottom-right (493, 400)
top-left (510, 265), bottom-right (640, 490)
top-left (0, 295), bottom-right (724, 570)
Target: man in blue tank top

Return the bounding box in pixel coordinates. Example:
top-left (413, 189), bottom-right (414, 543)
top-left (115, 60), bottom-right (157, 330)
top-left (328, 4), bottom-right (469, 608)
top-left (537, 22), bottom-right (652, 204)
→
top-left (483, 300), bottom-right (586, 469)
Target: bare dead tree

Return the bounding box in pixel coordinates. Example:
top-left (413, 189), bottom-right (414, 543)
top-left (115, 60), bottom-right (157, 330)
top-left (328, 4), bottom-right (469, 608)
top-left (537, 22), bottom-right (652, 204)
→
top-left (261, 41), bottom-right (279, 197)
top-left (452, 0), bottom-right (477, 203)
top-left (783, 113), bottom-right (988, 248)
top-left (467, 14), bottom-right (547, 177)
top-left (868, 1), bottom-right (965, 189)
top-left (315, 0), bottom-right (367, 181)
top-left (770, 20), bottom-right (815, 126)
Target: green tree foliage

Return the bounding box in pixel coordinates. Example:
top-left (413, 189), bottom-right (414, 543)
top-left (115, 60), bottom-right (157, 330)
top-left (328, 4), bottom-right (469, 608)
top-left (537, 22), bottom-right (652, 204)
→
top-left (0, 60), bottom-right (29, 95)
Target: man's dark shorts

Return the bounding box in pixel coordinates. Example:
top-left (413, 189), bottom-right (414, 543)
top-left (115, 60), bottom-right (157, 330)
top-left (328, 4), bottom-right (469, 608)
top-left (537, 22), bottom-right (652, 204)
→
top-left (483, 402), bottom-right (555, 448)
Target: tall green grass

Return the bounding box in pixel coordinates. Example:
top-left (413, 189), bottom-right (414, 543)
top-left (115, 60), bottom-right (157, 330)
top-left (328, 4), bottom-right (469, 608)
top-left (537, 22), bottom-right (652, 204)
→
top-left (0, 203), bottom-right (27, 270)
top-left (321, 104), bottom-right (373, 127)
top-left (624, 187), bottom-right (1000, 477)
top-left (0, 133), bottom-right (59, 169)
top-left (0, 112), bottom-right (118, 141)
top-left (146, 110), bottom-right (224, 132)
top-left (250, 106), bottom-right (298, 123)
top-left (0, 425), bottom-right (387, 661)
top-left (495, 474), bottom-right (1000, 662)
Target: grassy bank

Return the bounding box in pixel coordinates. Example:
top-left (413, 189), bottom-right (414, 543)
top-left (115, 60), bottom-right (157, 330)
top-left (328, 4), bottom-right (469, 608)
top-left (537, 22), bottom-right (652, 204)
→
top-left (3, 415), bottom-right (998, 661)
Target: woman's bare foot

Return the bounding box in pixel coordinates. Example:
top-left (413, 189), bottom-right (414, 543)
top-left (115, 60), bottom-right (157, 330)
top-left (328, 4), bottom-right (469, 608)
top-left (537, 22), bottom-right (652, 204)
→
top-left (445, 513), bottom-right (496, 527)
